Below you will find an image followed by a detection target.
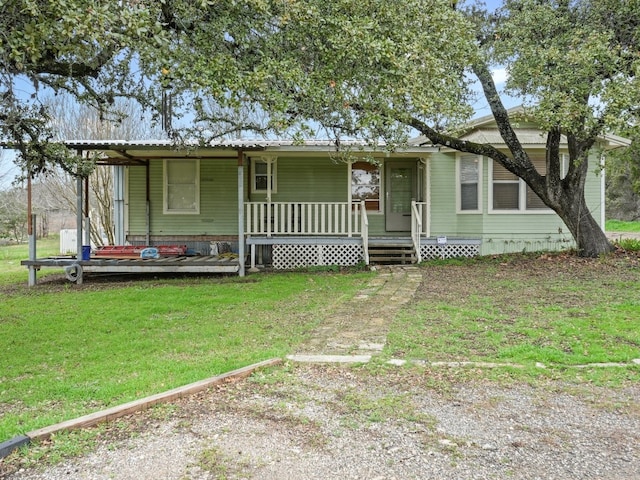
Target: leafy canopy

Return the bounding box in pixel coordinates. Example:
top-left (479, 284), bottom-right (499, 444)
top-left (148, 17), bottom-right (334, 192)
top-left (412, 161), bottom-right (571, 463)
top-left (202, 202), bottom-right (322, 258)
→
top-left (0, 0), bottom-right (165, 177)
top-left (491, 0), bottom-right (640, 139)
top-left (151, 0), bottom-right (479, 144)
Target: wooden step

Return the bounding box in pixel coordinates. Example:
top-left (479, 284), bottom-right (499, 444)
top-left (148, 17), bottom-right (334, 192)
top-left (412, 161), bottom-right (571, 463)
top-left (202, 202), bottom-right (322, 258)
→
top-left (369, 249), bottom-right (415, 254)
top-left (369, 256), bottom-right (417, 264)
top-left (368, 240), bottom-right (412, 246)
top-left (368, 244), bottom-right (416, 264)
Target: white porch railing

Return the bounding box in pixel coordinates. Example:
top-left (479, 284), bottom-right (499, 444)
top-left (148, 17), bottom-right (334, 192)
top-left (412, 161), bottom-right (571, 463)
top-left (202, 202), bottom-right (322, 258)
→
top-left (411, 201), bottom-right (429, 263)
top-left (411, 201), bottom-right (422, 263)
top-left (246, 201), bottom-right (366, 237)
top-left (361, 206), bottom-right (369, 265)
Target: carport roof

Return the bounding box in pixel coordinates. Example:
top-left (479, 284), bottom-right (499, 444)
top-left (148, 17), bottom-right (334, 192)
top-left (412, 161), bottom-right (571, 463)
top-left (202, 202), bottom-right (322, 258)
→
top-left (63, 139), bottom-right (439, 165)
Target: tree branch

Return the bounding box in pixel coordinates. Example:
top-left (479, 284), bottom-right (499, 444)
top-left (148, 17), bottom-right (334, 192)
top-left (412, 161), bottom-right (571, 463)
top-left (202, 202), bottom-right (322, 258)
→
top-left (471, 61), bottom-right (526, 165)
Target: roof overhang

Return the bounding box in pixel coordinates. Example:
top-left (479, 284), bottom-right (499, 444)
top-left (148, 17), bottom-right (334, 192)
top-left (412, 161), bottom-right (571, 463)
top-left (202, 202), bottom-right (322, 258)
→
top-left (64, 139), bottom-right (439, 165)
top-left (409, 105), bottom-right (632, 152)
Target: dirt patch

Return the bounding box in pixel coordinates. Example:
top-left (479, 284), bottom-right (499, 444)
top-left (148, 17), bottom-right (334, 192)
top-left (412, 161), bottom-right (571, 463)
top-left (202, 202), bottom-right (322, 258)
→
top-left (0, 272), bottom-right (255, 296)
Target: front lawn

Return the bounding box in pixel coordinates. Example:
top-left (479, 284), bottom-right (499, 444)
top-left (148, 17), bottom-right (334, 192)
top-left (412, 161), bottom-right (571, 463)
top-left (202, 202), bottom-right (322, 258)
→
top-left (0, 262), bottom-right (372, 442)
top-left (2, 239), bottom-right (639, 449)
top-left (386, 253), bottom-right (640, 382)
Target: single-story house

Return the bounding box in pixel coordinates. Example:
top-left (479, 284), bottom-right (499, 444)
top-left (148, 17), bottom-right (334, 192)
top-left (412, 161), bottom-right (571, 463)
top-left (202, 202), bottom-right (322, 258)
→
top-left (22, 111), bottom-right (626, 284)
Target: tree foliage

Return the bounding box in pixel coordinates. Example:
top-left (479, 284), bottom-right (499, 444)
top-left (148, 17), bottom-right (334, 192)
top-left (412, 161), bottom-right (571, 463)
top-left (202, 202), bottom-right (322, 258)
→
top-left (0, 186), bottom-right (27, 242)
top-left (154, 0), bottom-right (478, 145)
top-left (0, 0), bottom-right (165, 177)
top-left (493, 0), bottom-right (640, 135)
top-left (151, 0), bottom-right (640, 255)
top-left (606, 133), bottom-right (640, 221)
top-left (40, 94), bottom-right (160, 245)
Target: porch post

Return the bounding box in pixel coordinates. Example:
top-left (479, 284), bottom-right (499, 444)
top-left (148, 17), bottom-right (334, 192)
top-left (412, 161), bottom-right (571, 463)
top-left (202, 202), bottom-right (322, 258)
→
top-left (600, 154), bottom-right (606, 228)
top-left (237, 150), bottom-right (245, 277)
top-left (83, 174), bottom-right (91, 246)
top-left (347, 160), bottom-right (353, 237)
top-left (263, 156), bottom-right (275, 237)
top-left (145, 162), bottom-right (150, 245)
top-left (75, 170), bottom-right (84, 285)
top-left (425, 157), bottom-right (431, 238)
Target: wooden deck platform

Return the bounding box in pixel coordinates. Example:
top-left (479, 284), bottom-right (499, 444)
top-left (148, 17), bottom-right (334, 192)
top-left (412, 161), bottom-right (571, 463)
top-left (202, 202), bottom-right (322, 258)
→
top-left (21, 255), bottom-right (240, 285)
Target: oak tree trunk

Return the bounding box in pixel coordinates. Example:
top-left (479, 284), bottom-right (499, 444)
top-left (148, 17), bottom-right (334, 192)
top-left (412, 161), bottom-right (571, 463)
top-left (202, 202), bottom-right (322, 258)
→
top-left (553, 191), bottom-right (613, 257)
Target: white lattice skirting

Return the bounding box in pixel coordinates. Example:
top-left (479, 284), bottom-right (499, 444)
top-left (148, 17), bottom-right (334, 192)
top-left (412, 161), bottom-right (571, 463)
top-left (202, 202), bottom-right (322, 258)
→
top-left (421, 243), bottom-right (480, 260)
top-left (273, 244), bottom-right (364, 269)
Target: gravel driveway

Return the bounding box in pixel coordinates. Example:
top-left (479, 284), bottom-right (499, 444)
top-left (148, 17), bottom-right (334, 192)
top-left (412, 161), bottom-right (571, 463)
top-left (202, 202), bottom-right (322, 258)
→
top-left (4, 364), bottom-right (639, 480)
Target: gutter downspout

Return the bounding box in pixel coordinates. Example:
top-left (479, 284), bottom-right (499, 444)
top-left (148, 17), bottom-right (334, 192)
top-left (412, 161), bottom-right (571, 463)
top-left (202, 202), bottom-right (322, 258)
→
top-left (113, 166), bottom-right (125, 245)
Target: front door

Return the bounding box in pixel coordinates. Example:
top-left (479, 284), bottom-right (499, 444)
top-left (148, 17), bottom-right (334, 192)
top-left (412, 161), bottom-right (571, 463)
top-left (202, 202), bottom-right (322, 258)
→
top-left (385, 161), bottom-right (417, 231)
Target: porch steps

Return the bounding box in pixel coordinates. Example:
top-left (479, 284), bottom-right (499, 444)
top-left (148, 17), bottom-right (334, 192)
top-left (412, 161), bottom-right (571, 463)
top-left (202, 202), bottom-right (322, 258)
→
top-left (368, 239), bottom-right (417, 265)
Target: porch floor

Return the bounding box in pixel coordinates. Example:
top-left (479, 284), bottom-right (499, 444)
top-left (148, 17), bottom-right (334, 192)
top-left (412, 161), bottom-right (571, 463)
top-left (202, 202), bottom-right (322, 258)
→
top-left (22, 255), bottom-right (240, 284)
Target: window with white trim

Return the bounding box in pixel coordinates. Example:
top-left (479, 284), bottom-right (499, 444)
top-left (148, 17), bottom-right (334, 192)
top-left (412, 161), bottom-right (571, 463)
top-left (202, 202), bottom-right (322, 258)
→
top-left (490, 155), bottom-right (549, 211)
top-left (163, 159), bottom-right (200, 214)
top-left (251, 157), bottom-right (277, 193)
top-left (351, 161), bottom-right (381, 211)
top-left (458, 155), bottom-right (481, 212)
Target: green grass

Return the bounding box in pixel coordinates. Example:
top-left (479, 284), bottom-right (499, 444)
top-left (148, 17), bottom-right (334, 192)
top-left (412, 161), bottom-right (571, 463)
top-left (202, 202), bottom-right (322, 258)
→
top-left (384, 256), bottom-right (640, 384)
top-left (0, 236), bottom-right (61, 285)
top-left (606, 219), bottom-right (640, 232)
top-left (0, 245), bottom-right (372, 441)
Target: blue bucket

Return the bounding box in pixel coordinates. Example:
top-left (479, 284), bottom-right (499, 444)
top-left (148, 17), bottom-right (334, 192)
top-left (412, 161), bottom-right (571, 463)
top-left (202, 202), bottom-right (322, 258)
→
top-left (81, 245), bottom-right (91, 261)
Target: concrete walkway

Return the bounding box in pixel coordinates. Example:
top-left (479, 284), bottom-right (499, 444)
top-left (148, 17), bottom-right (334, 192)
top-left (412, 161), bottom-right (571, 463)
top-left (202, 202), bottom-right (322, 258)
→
top-left (288, 265), bottom-right (423, 363)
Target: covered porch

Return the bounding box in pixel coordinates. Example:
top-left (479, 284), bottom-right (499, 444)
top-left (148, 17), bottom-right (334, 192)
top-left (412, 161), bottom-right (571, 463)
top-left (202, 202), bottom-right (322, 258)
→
top-left (20, 140), bottom-right (481, 285)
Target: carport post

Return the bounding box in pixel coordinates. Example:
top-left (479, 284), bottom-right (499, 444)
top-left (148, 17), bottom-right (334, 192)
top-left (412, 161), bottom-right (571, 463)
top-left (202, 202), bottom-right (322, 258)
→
top-left (27, 175), bottom-right (37, 286)
top-left (237, 150), bottom-right (245, 277)
top-left (75, 162), bottom-right (84, 285)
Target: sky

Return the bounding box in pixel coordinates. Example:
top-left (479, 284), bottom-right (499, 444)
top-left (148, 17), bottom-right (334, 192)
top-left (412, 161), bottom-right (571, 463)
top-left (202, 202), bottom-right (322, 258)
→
top-left (0, 152), bottom-right (19, 189)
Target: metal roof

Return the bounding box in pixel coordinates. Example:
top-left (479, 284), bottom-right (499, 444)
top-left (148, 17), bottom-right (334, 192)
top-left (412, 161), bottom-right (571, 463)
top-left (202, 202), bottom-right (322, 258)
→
top-left (64, 139), bottom-right (354, 149)
top-left (63, 138), bottom-right (439, 149)
top-left (63, 139), bottom-right (440, 165)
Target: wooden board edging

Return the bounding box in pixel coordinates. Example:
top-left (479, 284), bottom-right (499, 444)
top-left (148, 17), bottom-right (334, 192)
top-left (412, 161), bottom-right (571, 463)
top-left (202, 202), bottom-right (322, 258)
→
top-left (25, 358), bottom-right (282, 442)
top-left (0, 435), bottom-right (30, 460)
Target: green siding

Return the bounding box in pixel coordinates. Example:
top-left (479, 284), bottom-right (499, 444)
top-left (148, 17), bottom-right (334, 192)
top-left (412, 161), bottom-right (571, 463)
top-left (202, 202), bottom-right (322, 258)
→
top-left (429, 153), bottom-right (459, 235)
top-left (249, 157), bottom-right (347, 203)
top-left (428, 151), bottom-right (604, 255)
top-left (126, 166), bottom-right (148, 235)
top-left (127, 159), bottom-right (240, 236)
top-left (124, 148), bottom-right (604, 255)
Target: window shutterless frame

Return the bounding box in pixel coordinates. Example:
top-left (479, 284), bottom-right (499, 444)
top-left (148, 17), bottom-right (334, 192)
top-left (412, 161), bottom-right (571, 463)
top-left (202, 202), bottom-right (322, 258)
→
top-left (163, 159), bottom-right (200, 214)
top-left (251, 157), bottom-right (277, 194)
top-left (456, 154), bottom-right (482, 213)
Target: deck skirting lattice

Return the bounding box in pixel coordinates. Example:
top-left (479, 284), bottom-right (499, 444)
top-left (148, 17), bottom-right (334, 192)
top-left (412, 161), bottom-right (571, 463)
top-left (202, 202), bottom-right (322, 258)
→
top-left (420, 243), bottom-right (480, 259)
top-left (273, 244), bottom-right (363, 269)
